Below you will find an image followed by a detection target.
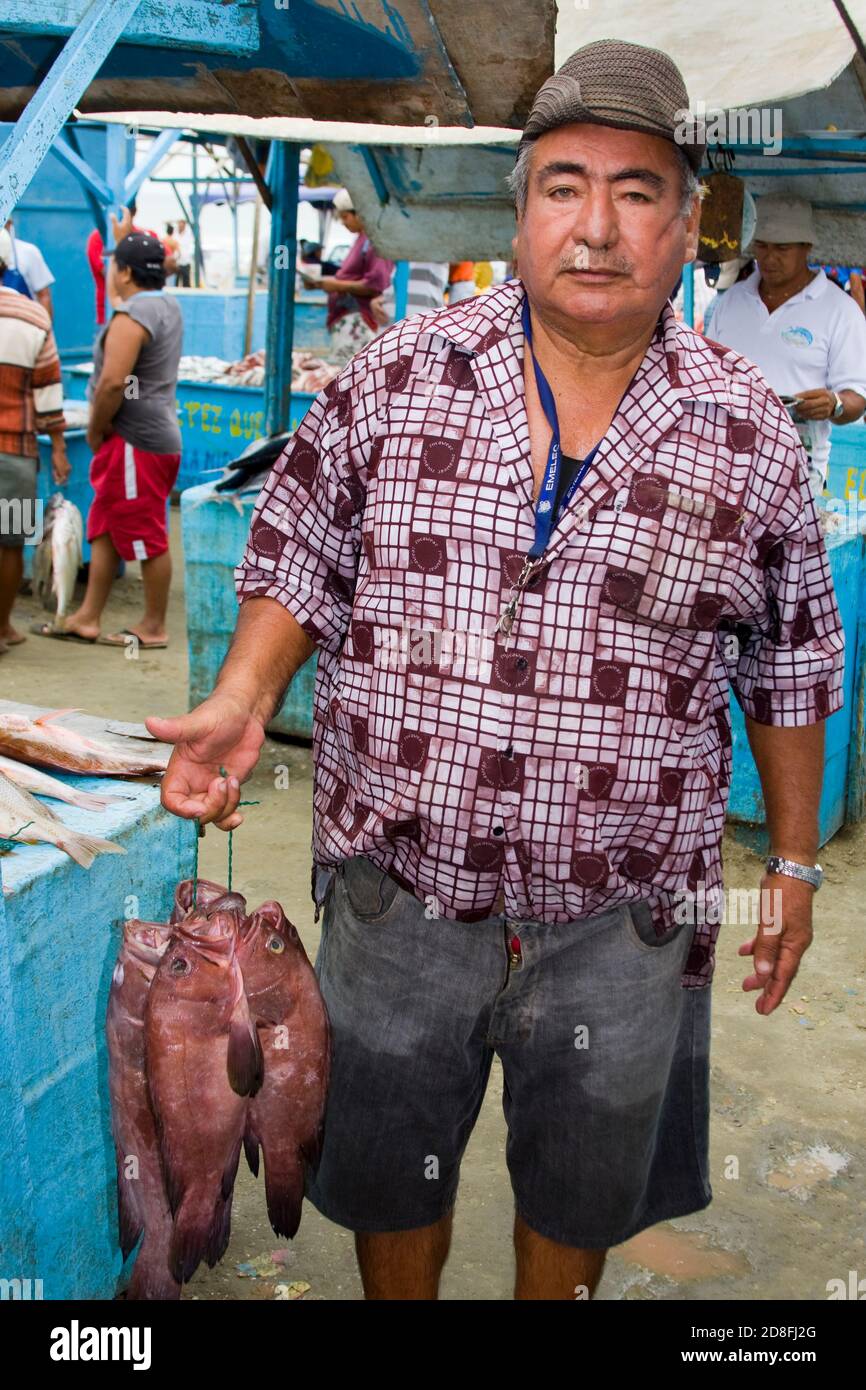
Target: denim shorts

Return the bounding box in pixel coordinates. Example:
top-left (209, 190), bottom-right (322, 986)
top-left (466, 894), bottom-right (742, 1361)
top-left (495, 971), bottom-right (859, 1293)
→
top-left (306, 855), bottom-right (712, 1249)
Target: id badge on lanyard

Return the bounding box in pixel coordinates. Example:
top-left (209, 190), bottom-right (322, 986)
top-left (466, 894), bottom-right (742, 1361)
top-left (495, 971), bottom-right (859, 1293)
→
top-left (495, 299), bottom-right (599, 640)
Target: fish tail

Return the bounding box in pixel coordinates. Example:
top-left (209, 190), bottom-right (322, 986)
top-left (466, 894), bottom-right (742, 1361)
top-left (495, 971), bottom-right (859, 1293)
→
top-left (58, 831), bottom-right (127, 868)
top-left (262, 1150), bottom-right (305, 1240)
top-left (227, 1011), bottom-right (264, 1097)
top-left (168, 1195), bottom-right (219, 1285)
top-left (114, 1146), bottom-right (144, 1260)
top-left (69, 789), bottom-right (123, 811)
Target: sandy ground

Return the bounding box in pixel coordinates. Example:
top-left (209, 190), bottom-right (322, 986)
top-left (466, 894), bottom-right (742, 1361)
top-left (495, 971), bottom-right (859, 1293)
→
top-left (5, 510), bottom-right (865, 1302)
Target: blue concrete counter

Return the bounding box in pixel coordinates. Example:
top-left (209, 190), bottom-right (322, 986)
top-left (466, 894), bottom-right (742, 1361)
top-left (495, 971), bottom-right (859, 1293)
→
top-left (0, 774), bottom-right (195, 1300)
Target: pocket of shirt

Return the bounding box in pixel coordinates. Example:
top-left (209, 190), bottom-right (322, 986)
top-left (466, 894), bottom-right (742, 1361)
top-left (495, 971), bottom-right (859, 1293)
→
top-left (599, 487), bottom-right (737, 633)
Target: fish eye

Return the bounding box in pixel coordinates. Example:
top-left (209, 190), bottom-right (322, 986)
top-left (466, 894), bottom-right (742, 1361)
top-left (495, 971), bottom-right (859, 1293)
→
top-left (267, 936), bottom-right (285, 954)
top-left (170, 956), bottom-right (191, 975)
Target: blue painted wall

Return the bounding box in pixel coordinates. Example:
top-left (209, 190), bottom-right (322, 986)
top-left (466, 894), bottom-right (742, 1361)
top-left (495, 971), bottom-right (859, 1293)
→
top-left (0, 780), bottom-right (196, 1300)
top-left (0, 122), bottom-right (110, 360)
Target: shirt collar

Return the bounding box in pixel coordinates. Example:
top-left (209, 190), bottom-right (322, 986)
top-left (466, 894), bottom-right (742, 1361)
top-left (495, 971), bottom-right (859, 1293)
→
top-left (430, 277), bottom-right (734, 412)
top-left (743, 264), bottom-right (829, 306)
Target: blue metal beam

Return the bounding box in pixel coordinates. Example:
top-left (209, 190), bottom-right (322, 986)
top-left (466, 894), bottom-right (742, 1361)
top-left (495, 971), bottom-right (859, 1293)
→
top-left (0, 0), bottom-right (144, 224)
top-left (266, 143), bottom-right (301, 436)
top-left (124, 127), bottom-right (181, 203)
top-left (50, 134), bottom-right (112, 205)
top-left (0, 0), bottom-right (260, 55)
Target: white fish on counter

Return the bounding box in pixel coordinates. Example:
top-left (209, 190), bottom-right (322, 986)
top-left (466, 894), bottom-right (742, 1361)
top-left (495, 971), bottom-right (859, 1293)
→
top-left (0, 769), bottom-right (126, 869)
top-left (0, 754), bottom-right (129, 812)
top-left (32, 494), bottom-right (83, 620)
top-left (0, 708), bottom-right (171, 776)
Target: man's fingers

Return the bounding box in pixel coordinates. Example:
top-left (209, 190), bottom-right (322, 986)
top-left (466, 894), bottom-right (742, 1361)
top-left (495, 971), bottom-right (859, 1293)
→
top-left (757, 943), bottom-right (803, 1016)
top-left (147, 712), bottom-right (210, 745)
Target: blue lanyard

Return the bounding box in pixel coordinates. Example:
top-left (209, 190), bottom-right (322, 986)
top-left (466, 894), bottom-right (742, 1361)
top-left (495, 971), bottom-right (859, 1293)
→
top-left (522, 297), bottom-right (599, 558)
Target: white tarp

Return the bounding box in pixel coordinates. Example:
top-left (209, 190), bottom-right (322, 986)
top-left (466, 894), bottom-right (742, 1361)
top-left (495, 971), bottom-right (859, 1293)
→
top-left (555, 0), bottom-right (866, 112)
top-left (83, 0), bottom-right (866, 144)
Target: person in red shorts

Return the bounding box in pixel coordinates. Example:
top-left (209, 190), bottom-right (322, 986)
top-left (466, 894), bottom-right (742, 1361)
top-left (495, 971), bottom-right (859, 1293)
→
top-left (35, 232), bottom-right (183, 649)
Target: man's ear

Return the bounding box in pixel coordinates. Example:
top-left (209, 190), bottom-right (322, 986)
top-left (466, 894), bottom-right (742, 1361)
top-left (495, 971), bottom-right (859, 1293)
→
top-left (683, 194), bottom-right (701, 265)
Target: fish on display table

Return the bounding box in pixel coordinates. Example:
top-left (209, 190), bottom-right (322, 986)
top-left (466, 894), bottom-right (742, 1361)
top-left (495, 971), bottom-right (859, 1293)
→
top-left (0, 753), bottom-right (127, 812)
top-left (145, 910), bottom-right (263, 1284)
top-left (238, 902), bottom-right (331, 1239)
top-left (0, 709), bottom-right (170, 776)
top-left (106, 921), bottom-right (180, 1301)
top-left (32, 494), bottom-right (83, 620)
top-left (0, 767), bottom-right (126, 868)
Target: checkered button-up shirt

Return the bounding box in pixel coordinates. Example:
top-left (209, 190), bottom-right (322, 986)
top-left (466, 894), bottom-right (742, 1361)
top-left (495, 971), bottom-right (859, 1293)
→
top-left (236, 280), bottom-right (844, 986)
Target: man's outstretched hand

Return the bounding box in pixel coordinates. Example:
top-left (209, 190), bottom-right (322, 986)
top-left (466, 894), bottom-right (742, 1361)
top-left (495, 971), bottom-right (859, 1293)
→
top-left (739, 873), bottom-right (814, 1016)
top-left (146, 693), bottom-right (266, 831)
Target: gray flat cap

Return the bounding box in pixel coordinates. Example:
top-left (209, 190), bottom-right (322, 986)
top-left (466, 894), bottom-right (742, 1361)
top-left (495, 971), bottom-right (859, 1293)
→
top-left (520, 38), bottom-right (705, 172)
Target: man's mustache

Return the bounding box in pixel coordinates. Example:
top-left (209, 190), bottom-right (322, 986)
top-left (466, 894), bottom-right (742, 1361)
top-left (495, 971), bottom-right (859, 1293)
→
top-left (559, 249), bottom-right (632, 274)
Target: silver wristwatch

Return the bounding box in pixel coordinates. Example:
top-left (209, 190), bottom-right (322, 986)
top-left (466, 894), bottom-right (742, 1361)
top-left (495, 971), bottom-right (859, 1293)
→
top-left (832, 391), bottom-right (845, 419)
top-left (765, 856), bottom-right (823, 890)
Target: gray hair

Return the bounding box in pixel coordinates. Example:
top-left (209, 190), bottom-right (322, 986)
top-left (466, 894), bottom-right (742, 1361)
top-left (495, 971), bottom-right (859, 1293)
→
top-left (506, 138), bottom-right (700, 217)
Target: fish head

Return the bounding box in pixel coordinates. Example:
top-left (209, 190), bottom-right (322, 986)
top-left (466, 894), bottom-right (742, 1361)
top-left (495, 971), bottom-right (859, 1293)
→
top-left (110, 920), bottom-right (172, 1017)
top-left (170, 877), bottom-right (231, 923)
top-left (237, 902), bottom-right (305, 1024)
top-left (153, 927), bottom-right (238, 1017)
top-left (121, 918), bottom-right (173, 977)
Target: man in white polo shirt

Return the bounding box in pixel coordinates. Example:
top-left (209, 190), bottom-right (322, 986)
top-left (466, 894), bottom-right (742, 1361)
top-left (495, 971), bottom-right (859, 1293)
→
top-left (710, 196), bottom-right (866, 494)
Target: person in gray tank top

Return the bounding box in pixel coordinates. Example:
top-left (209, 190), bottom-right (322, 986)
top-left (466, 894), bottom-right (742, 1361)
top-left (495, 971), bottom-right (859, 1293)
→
top-left (33, 231), bottom-right (184, 651)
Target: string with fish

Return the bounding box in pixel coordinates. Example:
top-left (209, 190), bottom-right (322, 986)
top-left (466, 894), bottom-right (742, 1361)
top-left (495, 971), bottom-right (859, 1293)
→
top-left (191, 768), bottom-right (260, 905)
top-left (0, 819), bottom-right (34, 852)
top-left (106, 876), bottom-right (331, 1297)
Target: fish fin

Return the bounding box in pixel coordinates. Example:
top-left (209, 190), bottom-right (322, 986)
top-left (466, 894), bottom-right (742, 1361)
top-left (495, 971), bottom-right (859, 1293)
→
top-left (114, 1146), bottom-right (144, 1261)
top-left (57, 832), bottom-right (126, 868)
top-left (300, 1122), bottom-right (325, 1175)
top-left (168, 1196), bottom-right (217, 1285)
top-left (148, 1088), bottom-right (185, 1218)
top-left (126, 1234), bottom-right (182, 1302)
top-left (262, 1155), bottom-right (304, 1240)
top-left (68, 789), bottom-right (125, 811)
top-left (221, 1137), bottom-right (242, 1202)
top-left (34, 707), bottom-right (82, 725)
top-left (243, 1125), bottom-right (260, 1178)
top-left (226, 1008), bottom-right (264, 1097)
top-left (56, 836), bottom-right (97, 869)
top-left (205, 1194), bottom-right (234, 1268)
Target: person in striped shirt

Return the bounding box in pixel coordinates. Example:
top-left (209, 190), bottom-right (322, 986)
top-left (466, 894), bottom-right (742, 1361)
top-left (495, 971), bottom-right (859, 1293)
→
top-left (0, 227), bottom-right (68, 653)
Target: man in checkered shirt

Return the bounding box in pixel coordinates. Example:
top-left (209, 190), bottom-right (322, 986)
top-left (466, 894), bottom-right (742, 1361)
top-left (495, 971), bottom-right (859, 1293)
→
top-left (152, 41), bottom-right (844, 1299)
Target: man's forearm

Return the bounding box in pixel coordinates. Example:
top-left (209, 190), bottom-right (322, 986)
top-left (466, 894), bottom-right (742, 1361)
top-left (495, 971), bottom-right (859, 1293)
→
top-left (837, 389), bottom-right (865, 424)
top-left (90, 382), bottom-right (125, 438)
top-left (215, 596), bottom-right (316, 725)
top-left (744, 717), bottom-right (824, 860)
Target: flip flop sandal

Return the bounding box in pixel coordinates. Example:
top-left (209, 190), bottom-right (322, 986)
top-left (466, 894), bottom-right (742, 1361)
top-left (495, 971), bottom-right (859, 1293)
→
top-left (98, 628), bottom-right (168, 650)
top-left (30, 622), bottom-right (98, 644)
